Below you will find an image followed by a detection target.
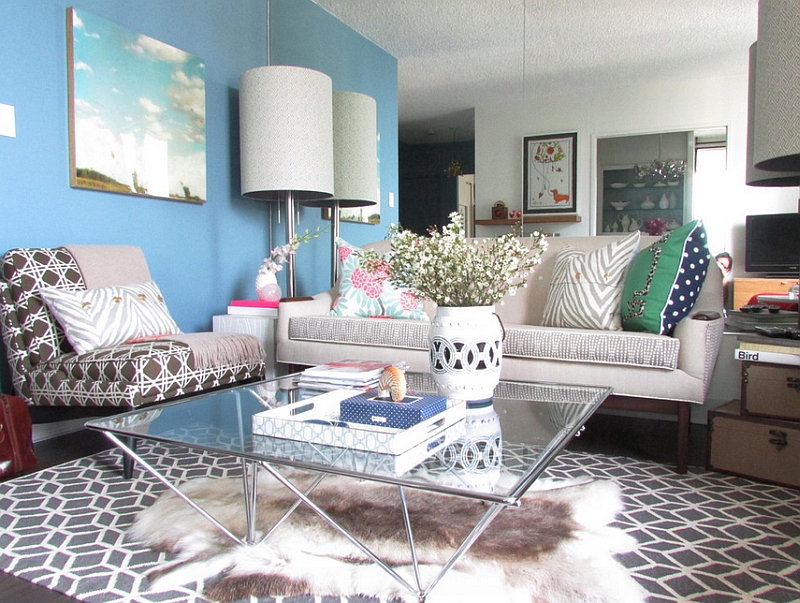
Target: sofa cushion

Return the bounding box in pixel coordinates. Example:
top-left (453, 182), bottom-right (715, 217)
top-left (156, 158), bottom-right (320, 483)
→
top-left (503, 325), bottom-right (680, 370)
top-left (329, 238), bottom-right (427, 320)
top-left (39, 281), bottom-right (181, 355)
top-left (541, 231), bottom-right (639, 331)
top-left (621, 220), bottom-right (711, 335)
top-left (290, 315), bottom-right (430, 350)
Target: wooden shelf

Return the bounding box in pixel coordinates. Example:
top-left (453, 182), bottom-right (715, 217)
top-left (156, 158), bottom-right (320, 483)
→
top-left (475, 214), bottom-right (582, 226)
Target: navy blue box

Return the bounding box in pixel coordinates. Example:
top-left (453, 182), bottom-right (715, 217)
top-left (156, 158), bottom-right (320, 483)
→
top-left (340, 391), bottom-right (448, 429)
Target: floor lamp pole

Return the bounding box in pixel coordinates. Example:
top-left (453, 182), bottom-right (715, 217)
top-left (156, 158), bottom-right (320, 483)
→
top-left (284, 191), bottom-right (297, 299)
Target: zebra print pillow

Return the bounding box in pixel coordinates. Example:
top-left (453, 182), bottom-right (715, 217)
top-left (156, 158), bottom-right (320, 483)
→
top-left (542, 231), bottom-right (640, 331)
top-left (38, 281), bottom-right (181, 355)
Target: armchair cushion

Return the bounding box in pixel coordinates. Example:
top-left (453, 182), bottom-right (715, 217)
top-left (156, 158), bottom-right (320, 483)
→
top-left (39, 281), bottom-right (180, 354)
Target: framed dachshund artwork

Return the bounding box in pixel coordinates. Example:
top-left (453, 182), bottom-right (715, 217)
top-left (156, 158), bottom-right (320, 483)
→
top-left (522, 132), bottom-right (577, 214)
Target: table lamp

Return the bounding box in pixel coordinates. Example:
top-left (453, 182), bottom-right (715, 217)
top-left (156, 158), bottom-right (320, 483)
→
top-left (239, 65), bottom-right (334, 298)
top-left (301, 91), bottom-right (378, 285)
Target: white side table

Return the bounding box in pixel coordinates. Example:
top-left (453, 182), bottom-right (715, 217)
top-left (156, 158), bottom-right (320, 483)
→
top-left (213, 310), bottom-right (277, 379)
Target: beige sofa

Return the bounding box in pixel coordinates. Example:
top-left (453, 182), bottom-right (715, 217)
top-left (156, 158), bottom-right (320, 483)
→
top-left (277, 234), bottom-right (725, 473)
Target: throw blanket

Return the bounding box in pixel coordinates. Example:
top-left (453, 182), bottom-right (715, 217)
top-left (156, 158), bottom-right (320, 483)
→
top-left (164, 332), bottom-right (264, 369)
top-left (130, 471), bottom-right (647, 603)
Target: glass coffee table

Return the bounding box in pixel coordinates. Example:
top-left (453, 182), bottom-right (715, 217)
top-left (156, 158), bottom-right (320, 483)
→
top-left (87, 372), bottom-right (610, 602)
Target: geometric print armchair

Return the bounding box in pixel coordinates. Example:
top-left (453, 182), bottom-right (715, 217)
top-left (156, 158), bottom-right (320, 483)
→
top-left (0, 245), bottom-right (265, 409)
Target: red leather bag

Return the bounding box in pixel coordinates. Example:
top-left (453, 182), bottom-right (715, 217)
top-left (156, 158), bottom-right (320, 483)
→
top-left (0, 394), bottom-right (38, 479)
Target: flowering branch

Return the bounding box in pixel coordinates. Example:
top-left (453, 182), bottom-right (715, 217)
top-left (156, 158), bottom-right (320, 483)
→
top-left (259, 226), bottom-right (327, 275)
top-left (362, 212), bottom-right (548, 307)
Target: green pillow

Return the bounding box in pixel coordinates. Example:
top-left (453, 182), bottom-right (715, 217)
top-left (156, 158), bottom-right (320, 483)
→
top-left (621, 220), bottom-right (711, 335)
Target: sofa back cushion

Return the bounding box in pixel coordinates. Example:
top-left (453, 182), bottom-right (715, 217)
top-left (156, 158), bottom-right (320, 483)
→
top-left (494, 234), bottom-right (660, 326)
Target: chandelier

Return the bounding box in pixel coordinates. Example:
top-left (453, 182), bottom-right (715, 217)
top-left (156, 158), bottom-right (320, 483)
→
top-left (633, 159), bottom-right (686, 183)
top-left (633, 134), bottom-right (686, 183)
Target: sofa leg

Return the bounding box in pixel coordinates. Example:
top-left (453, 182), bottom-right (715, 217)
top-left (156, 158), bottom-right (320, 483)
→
top-left (122, 436), bottom-right (137, 479)
top-left (676, 402), bottom-right (690, 474)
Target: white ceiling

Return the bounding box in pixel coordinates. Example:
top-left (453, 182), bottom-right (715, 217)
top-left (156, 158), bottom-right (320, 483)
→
top-left (313, 0), bottom-right (759, 144)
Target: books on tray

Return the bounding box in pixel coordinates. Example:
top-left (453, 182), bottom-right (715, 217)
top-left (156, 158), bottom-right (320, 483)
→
top-left (299, 359), bottom-right (392, 389)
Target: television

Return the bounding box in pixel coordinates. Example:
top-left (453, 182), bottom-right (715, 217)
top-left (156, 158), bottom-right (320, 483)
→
top-left (745, 213), bottom-right (800, 276)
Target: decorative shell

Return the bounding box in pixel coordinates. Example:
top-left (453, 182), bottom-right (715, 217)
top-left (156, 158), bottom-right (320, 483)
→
top-left (377, 366), bottom-right (407, 402)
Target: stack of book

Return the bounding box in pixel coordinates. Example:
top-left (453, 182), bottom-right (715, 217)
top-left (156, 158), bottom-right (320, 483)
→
top-left (227, 299), bottom-right (278, 316)
top-left (734, 335), bottom-right (800, 366)
top-left (298, 359), bottom-right (391, 390)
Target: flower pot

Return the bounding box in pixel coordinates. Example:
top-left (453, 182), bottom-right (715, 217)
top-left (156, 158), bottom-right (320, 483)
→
top-left (256, 270), bottom-right (282, 302)
top-left (428, 305), bottom-right (503, 405)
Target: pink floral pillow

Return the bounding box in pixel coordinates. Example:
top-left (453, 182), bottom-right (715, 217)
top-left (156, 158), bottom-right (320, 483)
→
top-left (328, 238), bottom-right (428, 320)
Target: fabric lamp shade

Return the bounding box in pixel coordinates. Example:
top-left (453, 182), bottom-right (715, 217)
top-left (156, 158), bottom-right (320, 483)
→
top-left (746, 43), bottom-right (800, 186)
top-left (331, 90), bottom-right (378, 204)
top-left (301, 90), bottom-right (378, 285)
top-left (752, 0), bottom-right (800, 173)
top-left (239, 65), bottom-right (334, 200)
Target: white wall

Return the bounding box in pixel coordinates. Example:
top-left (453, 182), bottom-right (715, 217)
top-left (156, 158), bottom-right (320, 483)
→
top-left (474, 49), bottom-right (799, 275)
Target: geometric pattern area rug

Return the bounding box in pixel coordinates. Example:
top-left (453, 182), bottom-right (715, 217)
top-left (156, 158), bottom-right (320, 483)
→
top-left (0, 442), bottom-right (798, 603)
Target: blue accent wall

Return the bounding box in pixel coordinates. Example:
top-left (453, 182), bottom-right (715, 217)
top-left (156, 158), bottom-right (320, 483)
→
top-left (0, 1), bottom-right (397, 390)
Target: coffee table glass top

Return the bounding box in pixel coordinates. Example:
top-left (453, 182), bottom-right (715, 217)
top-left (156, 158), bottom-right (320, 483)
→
top-left (86, 373), bottom-right (610, 504)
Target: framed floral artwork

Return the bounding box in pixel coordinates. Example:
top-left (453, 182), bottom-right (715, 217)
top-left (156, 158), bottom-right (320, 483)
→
top-left (522, 132), bottom-right (577, 214)
top-left (67, 7), bottom-right (206, 203)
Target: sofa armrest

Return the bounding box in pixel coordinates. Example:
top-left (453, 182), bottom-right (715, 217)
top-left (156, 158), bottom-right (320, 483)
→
top-left (276, 289), bottom-right (336, 347)
top-left (672, 270), bottom-right (725, 397)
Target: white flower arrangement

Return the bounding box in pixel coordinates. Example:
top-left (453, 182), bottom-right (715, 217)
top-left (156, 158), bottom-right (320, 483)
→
top-left (361, 212), bottom-right (548, 307)
top-left (259, 226), bottom-right (326, 275)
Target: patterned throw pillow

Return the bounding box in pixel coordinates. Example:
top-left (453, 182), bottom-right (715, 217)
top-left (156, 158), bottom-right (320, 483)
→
top-left (542, 231), bottom-right (640, 330)
top-left (621, 220), bottom-right (711, 335)
top-left (39, 281), bottom-right (181, 354)
top-left (328, 238), bottom-right (427, 320)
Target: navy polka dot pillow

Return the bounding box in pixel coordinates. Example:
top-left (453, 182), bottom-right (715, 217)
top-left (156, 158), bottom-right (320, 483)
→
top-left (621, 220), bottom-right (711, 335)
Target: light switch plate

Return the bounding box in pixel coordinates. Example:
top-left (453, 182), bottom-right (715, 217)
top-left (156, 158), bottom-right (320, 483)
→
top-left (388, 191), bottom-right (395, 208)
top-left (0, 103), bottom-right (16, 138)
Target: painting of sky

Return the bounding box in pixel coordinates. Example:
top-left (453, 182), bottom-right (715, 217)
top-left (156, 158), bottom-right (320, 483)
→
top-left (69, 8), bottom-right (206, 202)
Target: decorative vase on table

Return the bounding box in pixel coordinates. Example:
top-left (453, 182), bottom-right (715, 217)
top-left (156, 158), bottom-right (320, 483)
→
top-left (255, 269), bottom-right (282, 303)
top-left (428, 305), bottom-right (503, 406)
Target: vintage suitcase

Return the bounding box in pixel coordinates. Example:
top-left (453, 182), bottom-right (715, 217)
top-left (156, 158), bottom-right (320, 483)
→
top-left (741, 361), bottom-right (800, 421)
top-left (707, 400), bottom-right (800, 488)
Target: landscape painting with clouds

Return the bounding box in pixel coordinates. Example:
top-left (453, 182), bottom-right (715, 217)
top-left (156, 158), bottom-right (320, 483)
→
top-left (68, 7), bottom-right (206, 203)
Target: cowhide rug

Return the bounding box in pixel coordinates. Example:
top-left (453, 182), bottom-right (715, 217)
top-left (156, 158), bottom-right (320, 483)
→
top-left (129, 471), bottom-right (647, 603)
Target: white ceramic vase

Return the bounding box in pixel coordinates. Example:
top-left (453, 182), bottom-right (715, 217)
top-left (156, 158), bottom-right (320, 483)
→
top-left (255, 270), bottom-right (282, 302)
top-left (428, 305), bottom-right (503, 404)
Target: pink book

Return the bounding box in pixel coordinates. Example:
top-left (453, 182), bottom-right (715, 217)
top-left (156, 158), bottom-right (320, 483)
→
top-left (230, 299), bottom-right (279, 308)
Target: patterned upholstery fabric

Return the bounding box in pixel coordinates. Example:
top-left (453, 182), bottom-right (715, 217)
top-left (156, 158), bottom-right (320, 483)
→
top-left (290, 315), bottom-right (430, 350)
top-left (503, 326), bottom-right (680, 370)
top-left (0, 247), bottom-right (264, 408)
top-left (289, 315), bottom-right (679, 370)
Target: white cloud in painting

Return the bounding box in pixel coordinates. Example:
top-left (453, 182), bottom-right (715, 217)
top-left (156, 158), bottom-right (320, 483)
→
top-left (74, 114), bottom-right (132, 192)
top-left (169, 150), bottom-right (206, 201)
top-left (138, 97), bottom-right (165, 115)
top-left (128, 34), bottom-right (191, 64)
top-left (75, 61), bottom-right (93, 74)
top-left (72, 11), bottom-right (99, 39)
